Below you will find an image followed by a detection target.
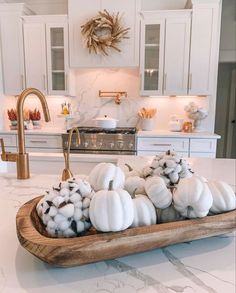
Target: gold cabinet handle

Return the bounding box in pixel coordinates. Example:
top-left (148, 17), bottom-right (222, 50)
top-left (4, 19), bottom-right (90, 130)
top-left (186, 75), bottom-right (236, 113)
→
top-left (29, 140), bottom-right (47, 144)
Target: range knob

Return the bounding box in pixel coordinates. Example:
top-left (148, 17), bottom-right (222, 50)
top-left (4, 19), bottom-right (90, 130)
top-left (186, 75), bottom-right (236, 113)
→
top-left (118, 142), bottom-right (124, 149)
top-left (110, 142), bottom-right (115, 148)
top-left (98, 142), bottom-right (103, 148)
top-left (84, 142), bottom-right (89, 148)
top-left (129, 143), bottom-right (134, 149)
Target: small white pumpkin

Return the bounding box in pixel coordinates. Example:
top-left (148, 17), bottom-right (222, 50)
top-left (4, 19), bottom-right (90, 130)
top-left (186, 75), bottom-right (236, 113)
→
top-left (124, 163), bottom-right (142, 178)
top-left (131, 195), bottom-right (156, 228)
top-left (156, 205), bottom-right (184, 223)
top-left (89, 162), bottom-right (125, 191)
top-left (173, 176), bottom-right (213, 218)
top-left (89, 181), bottom-right (134, 232)
top-left (124, 176), bottom-right (146, 195)
top-left (145, 177), bottom-right (172, 209)
top-left (207, 181), bottom-right (236, 214)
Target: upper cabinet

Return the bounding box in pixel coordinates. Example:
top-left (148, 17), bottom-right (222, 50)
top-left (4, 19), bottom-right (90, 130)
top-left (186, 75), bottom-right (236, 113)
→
top-left (140, 11), bottom-right (191, 96)
top-left (188, 1), bottom-right (221, 95)
top-left (0, 4), bottom-right (32, 95)
top-left (68, 0), bottom-right (140, 68)
top-left (140, 0), bottom-right (221, 97)
top-left (23, 15), bottom-right (69, 95)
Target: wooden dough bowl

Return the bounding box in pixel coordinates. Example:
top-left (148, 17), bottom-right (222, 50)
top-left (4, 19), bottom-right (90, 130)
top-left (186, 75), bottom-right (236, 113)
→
top-left (16, 196), bottom-right (236, 268)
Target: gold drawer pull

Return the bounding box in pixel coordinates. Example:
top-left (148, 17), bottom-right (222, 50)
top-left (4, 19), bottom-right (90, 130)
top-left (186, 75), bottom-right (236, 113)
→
top-left (151, 143), bottom-right (171, 147)
top-left (29, 140), bottom-right (47, 144)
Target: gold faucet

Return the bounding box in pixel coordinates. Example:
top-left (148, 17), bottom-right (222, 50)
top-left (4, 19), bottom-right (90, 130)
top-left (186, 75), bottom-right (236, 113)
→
top-left (0, 88), bottom-right (50, 179)
top-left (62, 127), bottom-right (80, 181)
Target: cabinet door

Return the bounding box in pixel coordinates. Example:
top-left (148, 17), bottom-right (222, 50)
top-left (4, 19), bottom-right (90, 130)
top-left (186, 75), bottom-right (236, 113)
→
top-left (188, 5), bottom-right (219, 95)
top-left (68, 0), bottom-right (102, 68)
top-left (0, 14), bottom-right (25, 95)
top-left (164, 15), bottom-right (191, 95)
top-left (140, 18), bottom-right (165, 96)
top-left (46, 23), bottom-right (69, 95)
top-left (23, 23), bottom-right (47, 94)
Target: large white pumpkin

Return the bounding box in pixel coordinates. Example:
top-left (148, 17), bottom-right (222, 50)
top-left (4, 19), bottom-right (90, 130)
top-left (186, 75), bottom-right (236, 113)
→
top-left (131, 195), bottom-right (156, 228)
top-left (173, 176), bottom-right (213, 218)
top-left (124, 176), bottom-right (146, 195)
top-left (89, 187), bottom-right (134, 232)
top-left (89, 163), bottom-right (125, 191)
top-left (145, 177), bottom-right (172, 209)
top-left (208, 181), bottom-right (236, 214)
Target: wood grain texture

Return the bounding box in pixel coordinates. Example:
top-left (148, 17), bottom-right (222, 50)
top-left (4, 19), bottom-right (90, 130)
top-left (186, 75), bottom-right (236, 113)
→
top-left (16, 196), bottom-right (236, 268)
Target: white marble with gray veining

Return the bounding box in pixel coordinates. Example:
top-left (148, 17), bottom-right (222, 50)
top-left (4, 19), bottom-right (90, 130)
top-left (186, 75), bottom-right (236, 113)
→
top-left (0, 158), bottom-right (235, 293)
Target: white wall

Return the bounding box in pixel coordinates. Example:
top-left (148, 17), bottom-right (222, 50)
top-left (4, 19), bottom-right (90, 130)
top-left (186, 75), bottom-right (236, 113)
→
top-left (219, 0), bottom-right (236, 62)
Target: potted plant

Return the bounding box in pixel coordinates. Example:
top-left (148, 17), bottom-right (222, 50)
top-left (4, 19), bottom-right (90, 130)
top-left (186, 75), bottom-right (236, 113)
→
top-left (7, 108), bottom-right (17, 127)
top-left (29, 109), bottom-right (41, 126)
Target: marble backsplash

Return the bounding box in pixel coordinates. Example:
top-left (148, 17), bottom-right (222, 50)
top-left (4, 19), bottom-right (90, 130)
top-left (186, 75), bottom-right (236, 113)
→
top-left (2, 68), bottom-right (210, 131)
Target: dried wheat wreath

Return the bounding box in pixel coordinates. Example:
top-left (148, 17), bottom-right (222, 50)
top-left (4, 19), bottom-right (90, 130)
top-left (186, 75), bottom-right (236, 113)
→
top-left (81, 10), bottom-right (130, 56)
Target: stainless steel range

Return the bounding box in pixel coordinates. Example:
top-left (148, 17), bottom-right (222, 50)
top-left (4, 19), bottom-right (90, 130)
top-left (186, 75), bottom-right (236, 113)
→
top-left (62, 127), bottom-right (137, 155)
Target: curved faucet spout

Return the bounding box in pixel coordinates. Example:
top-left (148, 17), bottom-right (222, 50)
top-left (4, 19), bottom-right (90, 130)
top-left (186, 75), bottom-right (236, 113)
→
top-left (16, 88), bottom-right (51, 179)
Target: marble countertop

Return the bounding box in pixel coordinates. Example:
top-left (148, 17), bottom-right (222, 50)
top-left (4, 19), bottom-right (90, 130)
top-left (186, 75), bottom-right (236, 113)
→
top-left (0, 158), bottom-right (235, 293)
top-left (0, 127), bottom-right (66, 135)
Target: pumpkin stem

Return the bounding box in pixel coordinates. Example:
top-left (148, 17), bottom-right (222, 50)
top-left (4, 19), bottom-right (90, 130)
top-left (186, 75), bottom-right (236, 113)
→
top-left (125, 163), bottom-right (133, 172)
top-left (108, 180), bottom-right (113, 191)
top-left (131, 188), bottom-right (138, 199)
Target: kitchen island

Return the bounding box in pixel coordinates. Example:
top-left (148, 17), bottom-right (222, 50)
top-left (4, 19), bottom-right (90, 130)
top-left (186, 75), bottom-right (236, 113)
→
top-left (0, 157), bottom-right (235, 293)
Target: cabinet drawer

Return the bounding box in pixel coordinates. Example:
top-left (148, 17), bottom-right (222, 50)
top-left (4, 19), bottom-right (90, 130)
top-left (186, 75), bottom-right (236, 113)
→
top-left (137, 137), bottom-right (189, 152)
top-left (0, 134), bottom-right (17, 147)
top-left (25, 135), bottom-right (62, 149)
top-left (190, 139), bottom-right (217, 153)
top-left (137, 150), bottom-right (189, 157)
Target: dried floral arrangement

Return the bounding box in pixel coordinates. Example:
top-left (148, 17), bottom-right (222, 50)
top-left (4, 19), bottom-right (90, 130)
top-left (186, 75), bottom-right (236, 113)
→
top-left (29, 109), bottom-right (41, 121)
top-left (81, 9), bottom-right (130, 56)
top-left (7, 109), bottom-right (17, 121)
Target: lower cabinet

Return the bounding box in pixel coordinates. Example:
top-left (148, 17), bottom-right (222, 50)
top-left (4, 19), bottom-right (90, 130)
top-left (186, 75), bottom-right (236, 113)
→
top-left (0, 133), bottom-right (63, 153)
top-left (137, 136), bottom-right (218, 158)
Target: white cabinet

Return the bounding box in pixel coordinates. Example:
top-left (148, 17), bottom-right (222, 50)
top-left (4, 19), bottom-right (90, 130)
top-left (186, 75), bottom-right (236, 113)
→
top-left (188, 2), bottom-right (220, 95)
top-left (140, 11), bottom-right (191, 96)
top-left (0, 4), bottom-right (31, 95)
top-left (23, 15), bottom-right (69, 95)
top-left (137, 137), bottom-right (189, 157)
top-left (68, 0), bottom-right (140, 68)
top-left (137, 135), bottom-right (219, 158)
top-left (23, 23), bottom-right (47, 94)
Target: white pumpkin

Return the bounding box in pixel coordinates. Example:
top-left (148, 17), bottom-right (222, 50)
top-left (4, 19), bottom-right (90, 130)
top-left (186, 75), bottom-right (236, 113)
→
top-left (124, 176), bottom-right (146, 195)
top-left (173, 176), bottom-right (213, 218)
top-left (207, 181), bottom-right (236, 214)
top-left (145, 177), bottom-right (172, 209)
top-left (89, 184), bottom-right (134, 232)
top-left (89, 162), bottom-right (125, 191)
top-left (124, 163), bottom-right (142, 178)
top-left (131, 195), bottom-right (156, 228)
top-left (156, 205), bottom-right (184, 223)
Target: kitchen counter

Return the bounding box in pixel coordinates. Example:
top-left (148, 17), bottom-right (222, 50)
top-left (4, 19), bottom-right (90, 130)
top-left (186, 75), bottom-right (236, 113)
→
top-left (0, 127), bottom-right (66, 135)
top-left (137, 130), bottom-right (221, 139)
top-left (0, 158), bottom-right (235, 293)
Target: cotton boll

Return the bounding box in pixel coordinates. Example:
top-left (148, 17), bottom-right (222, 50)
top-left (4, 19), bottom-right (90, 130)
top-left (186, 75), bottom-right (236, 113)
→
top-left (74, 208), bottom-right (83, 221)
top-left (166, 160), bottom-right (177, 168)
top-left (53, 195), bottom-right (65, 208)
top-left (152, 167), bottom-right (163, 176)
top-left (54, 214), bottom-right (67, 224)
top-left (63, 228), bottom-right (76, 238)
top-left (76, 221), bottom-right (85, 233)
top-left (83, 208), bottom-right (89, 219)
top-left (36, 198), bottom-right (44, 217)
top-left (79, 181), bottom-right (93, 197)
top-left (48, 206), bottom-right (58, 217)
top-left (46, 227), bottom-right (56, 236)
top-left (158, 159), bottom-right (166, 167)
top-left (75, 201), bottom-right (83, 208)
top-left (164, 167), bottom-right (174, 175)
top-left (47, 220), bottom-right (57, 229)
top-left (60, 188), bottom-right (70, 197)
top-left (82, 197), bottom-right (91, 209)
top-left (58, 220), bottom-right (71, 231)
top-left (42, 214), bottom-right (51, 225)
top-left (174, 164), bottom-right (182, 173)
top-left (70, 192), bottom-right (82, 203)
top-left (84, 221), bottom-right (91, 230)
top-left (59, 203), bottom-right (74, 218)
top-left (60, 181), bottom-right (69, 189)
top-left (169, 172), bottom-right (179, 184)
